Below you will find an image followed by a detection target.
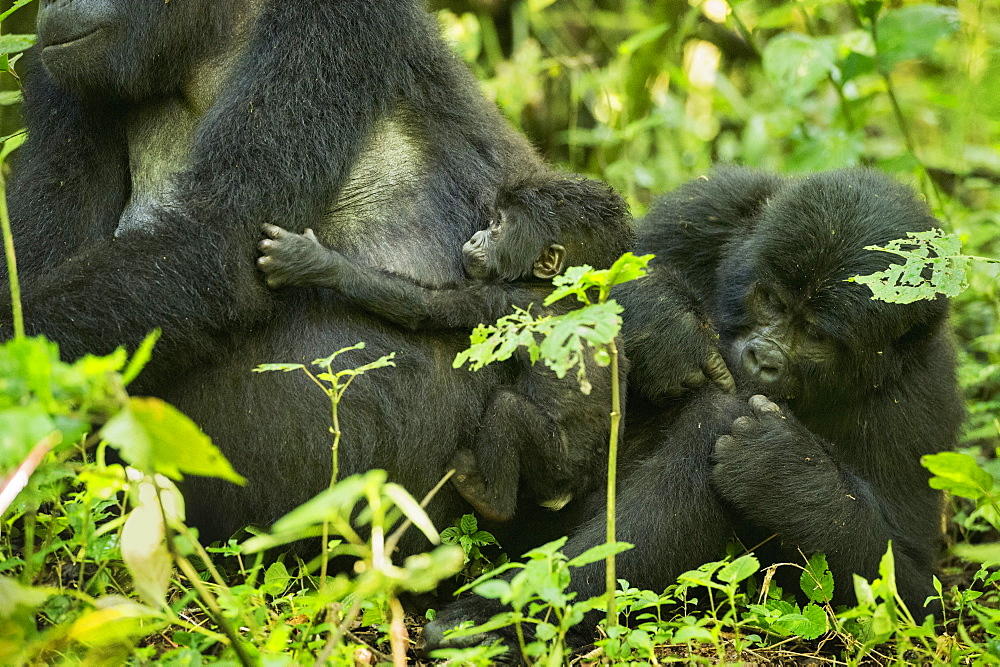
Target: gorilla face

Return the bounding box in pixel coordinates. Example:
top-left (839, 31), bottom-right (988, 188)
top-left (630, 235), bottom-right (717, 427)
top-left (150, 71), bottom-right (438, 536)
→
top-left (727, 282), bottom-right (839, 400)
top-left (718, 169), bottom-right (948, 404)
top-left (36, 0), bottom-right (241, 100)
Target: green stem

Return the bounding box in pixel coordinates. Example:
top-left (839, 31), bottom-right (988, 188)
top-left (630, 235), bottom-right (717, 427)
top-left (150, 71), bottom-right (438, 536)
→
top-left (605, 338), bottom-right (621, 626)
top-left (0, 174), bottom-right (23, 339)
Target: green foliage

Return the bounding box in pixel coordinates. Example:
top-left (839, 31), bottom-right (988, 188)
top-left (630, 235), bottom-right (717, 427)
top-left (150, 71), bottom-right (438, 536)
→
top-left (441, 513), bottom-right (506, 580)
top-left (850, 229), bottom-right (983, 303)
top-left (438, 537), bottom-right (633, 664)
top-left (454, 252), bottom-right (651, 393)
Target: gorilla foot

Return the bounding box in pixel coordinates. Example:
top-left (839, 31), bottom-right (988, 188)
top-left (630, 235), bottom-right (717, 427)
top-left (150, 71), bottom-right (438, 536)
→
top-left (422, 596), bottom-right (521, 664)
top-left (449, 449), bottom-right (515, 522)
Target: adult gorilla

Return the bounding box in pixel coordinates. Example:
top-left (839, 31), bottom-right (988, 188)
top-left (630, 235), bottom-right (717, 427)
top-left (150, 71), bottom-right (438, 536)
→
top-left (9, 1), bottom-right (549, 547)
top-left (426, 168), bottom-right (962, 654)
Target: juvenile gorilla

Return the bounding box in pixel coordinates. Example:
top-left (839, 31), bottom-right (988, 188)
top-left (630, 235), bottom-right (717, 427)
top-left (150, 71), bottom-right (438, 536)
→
top-left (257, 173), bottom-right (634, 522)
top-left (426, 168), bottom-right (962, 654)
top-left (9, 0), bottom-right (568, 548)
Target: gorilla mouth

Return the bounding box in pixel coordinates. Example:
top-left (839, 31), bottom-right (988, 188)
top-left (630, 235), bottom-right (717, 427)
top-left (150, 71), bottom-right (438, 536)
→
top-left (42, 27), bottom-right (105, 50)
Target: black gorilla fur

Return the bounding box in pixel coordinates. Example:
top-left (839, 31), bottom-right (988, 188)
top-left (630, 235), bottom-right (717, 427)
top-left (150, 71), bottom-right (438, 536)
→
top-left (9, 0), bottom-right (569, 549)
top-left (425, 167), bottom-right (962, 655)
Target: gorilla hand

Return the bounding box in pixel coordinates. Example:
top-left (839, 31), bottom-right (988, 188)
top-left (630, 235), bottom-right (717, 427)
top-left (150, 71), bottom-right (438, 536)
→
top-left (257, 224), bottom-right (338, 289)
top-left (711, 394), bottom-right (837, 520)
top-left (617, 269), bottom-right (735, 399)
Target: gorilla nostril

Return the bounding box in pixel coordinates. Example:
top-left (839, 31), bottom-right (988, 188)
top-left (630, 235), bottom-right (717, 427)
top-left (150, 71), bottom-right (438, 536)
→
top-left (742, 340), bottom-right (785, 383)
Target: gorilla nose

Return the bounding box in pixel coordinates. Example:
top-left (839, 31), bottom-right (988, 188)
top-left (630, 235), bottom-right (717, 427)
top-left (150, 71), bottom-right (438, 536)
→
top-left (742, 340), bottom-right (786, 384)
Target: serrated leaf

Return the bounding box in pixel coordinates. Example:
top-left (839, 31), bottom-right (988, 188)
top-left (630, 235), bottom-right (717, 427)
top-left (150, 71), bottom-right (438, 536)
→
top-left (800, 553), bottom-right (834, 603)
top-left (459, 513), bottom-right (478, 534)
top-left (253, 362), bottom-right (306, 373)
top-left (122, 330), bottom-right (161, 386)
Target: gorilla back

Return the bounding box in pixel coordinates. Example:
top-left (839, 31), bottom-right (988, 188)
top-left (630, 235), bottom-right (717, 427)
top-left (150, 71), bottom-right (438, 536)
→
top-left (10, 0), bottom-right (545, 546)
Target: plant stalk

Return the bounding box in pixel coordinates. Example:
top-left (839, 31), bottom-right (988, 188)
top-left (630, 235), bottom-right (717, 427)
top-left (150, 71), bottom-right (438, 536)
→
top-left (605, 338), bottom-right (621, 626)
top-left (0, 174), bottom-right (23, 339)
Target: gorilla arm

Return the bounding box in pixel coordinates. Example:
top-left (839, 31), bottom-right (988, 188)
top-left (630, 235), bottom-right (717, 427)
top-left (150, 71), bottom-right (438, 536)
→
top-left (257, 225), bottom-right (551, 331)
top-left (614, 267), bottom-right (734, 398)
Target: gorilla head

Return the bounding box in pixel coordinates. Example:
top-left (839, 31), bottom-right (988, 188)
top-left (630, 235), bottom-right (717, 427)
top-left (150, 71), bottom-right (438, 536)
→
top-left (716, 170), bottom-right (947, 405)
top-left (36, 0), bottom-right (249, 100)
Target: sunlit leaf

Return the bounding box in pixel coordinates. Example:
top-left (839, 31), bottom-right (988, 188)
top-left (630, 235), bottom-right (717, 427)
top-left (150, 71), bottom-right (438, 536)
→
top-left (101, 397), bottom-right (245, 484)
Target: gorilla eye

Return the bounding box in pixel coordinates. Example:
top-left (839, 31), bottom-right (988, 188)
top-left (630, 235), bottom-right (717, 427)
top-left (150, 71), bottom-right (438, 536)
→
top-left (489, 211), bottom-right (505, 237)
top-left (755, 286), bottom-right (784, 314)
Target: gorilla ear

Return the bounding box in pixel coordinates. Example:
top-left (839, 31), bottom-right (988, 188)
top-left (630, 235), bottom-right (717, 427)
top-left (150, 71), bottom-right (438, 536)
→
top-left (533, 244), bottom-right (566, 280)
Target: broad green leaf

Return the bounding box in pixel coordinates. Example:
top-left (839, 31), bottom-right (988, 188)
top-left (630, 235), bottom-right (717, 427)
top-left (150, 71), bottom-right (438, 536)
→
top-left (67, 599), bottom-right (165, 647)
top-left (717, 554), bottom-right (759, 584)
top-left (953, 542), bottom-right (1000, 565)
top-left (263, 561), bottom-right (291, 596)
top-left (876, 5), bottom-right (960, 73)
top-left (101, 397), bottom-right (245, 484)
top-left (566, 541), bottom-right (633, 567)
top-left (473, 578), bottom-right (512, 600)
top-left (922, 451), bottom-right (993, 500)
top-left (0, 405), bottom-right (57, 468)
top-left (400, 545), bottom-right (465, 592)
top-left (762, 33), bottom-right (836, 102)
top-left (0, 34), bottom-right (33, 56)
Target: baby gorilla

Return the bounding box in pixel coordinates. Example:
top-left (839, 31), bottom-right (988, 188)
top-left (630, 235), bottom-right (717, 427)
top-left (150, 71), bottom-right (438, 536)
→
top-left (258, 173), bottom-right (634, 522)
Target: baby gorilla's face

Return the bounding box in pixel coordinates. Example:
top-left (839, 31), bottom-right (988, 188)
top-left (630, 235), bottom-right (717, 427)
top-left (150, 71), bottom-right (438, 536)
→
top-left (462, 210), bottom-right (505, 280)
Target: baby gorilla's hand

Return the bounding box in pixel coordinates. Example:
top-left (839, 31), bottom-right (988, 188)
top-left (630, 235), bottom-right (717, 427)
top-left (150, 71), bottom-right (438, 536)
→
top-left (257, 224), bottom-right (331, 289)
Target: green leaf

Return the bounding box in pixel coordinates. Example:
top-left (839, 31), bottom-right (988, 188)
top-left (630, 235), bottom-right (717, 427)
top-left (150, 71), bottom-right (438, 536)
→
top-left (953, 542), bottom-right (1000, 565)
top-left (263, 561), bottom-right (291, 596)
top-left (0, 34), bottom-right (34, 56)
top-left (566, 541), bottom-right (633, 567)
top-left (67, 600), bottom-right (165, 647)
top-left (460, 513), bottom-right (478, 535)
top-left (383, 482), bottom-right (440, 544)
top-left (121, 501), bottom-right (171, 607)
top-left (399, 545), bottom-right (465, 592)
top-left (717, 554), bottom-right (760, 584)
top-left (122, 330), bottom-right (161, 386)
top-left (800, 553), bottom-right (834, 604)
top-left (101, 397), bottom-right (245, 484)
top-left (922, 451), bottom-right (993, 500)
top-left (850, 230), bottom-right (973, 303)
top-left (876, 5), bottom-right (960, 73)
top-left (474, 578), bottom-right (512, 600)
top-left (253, 362), bottom-right (306, 373)
top-left (762, 33), bottom-right (837, 102)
